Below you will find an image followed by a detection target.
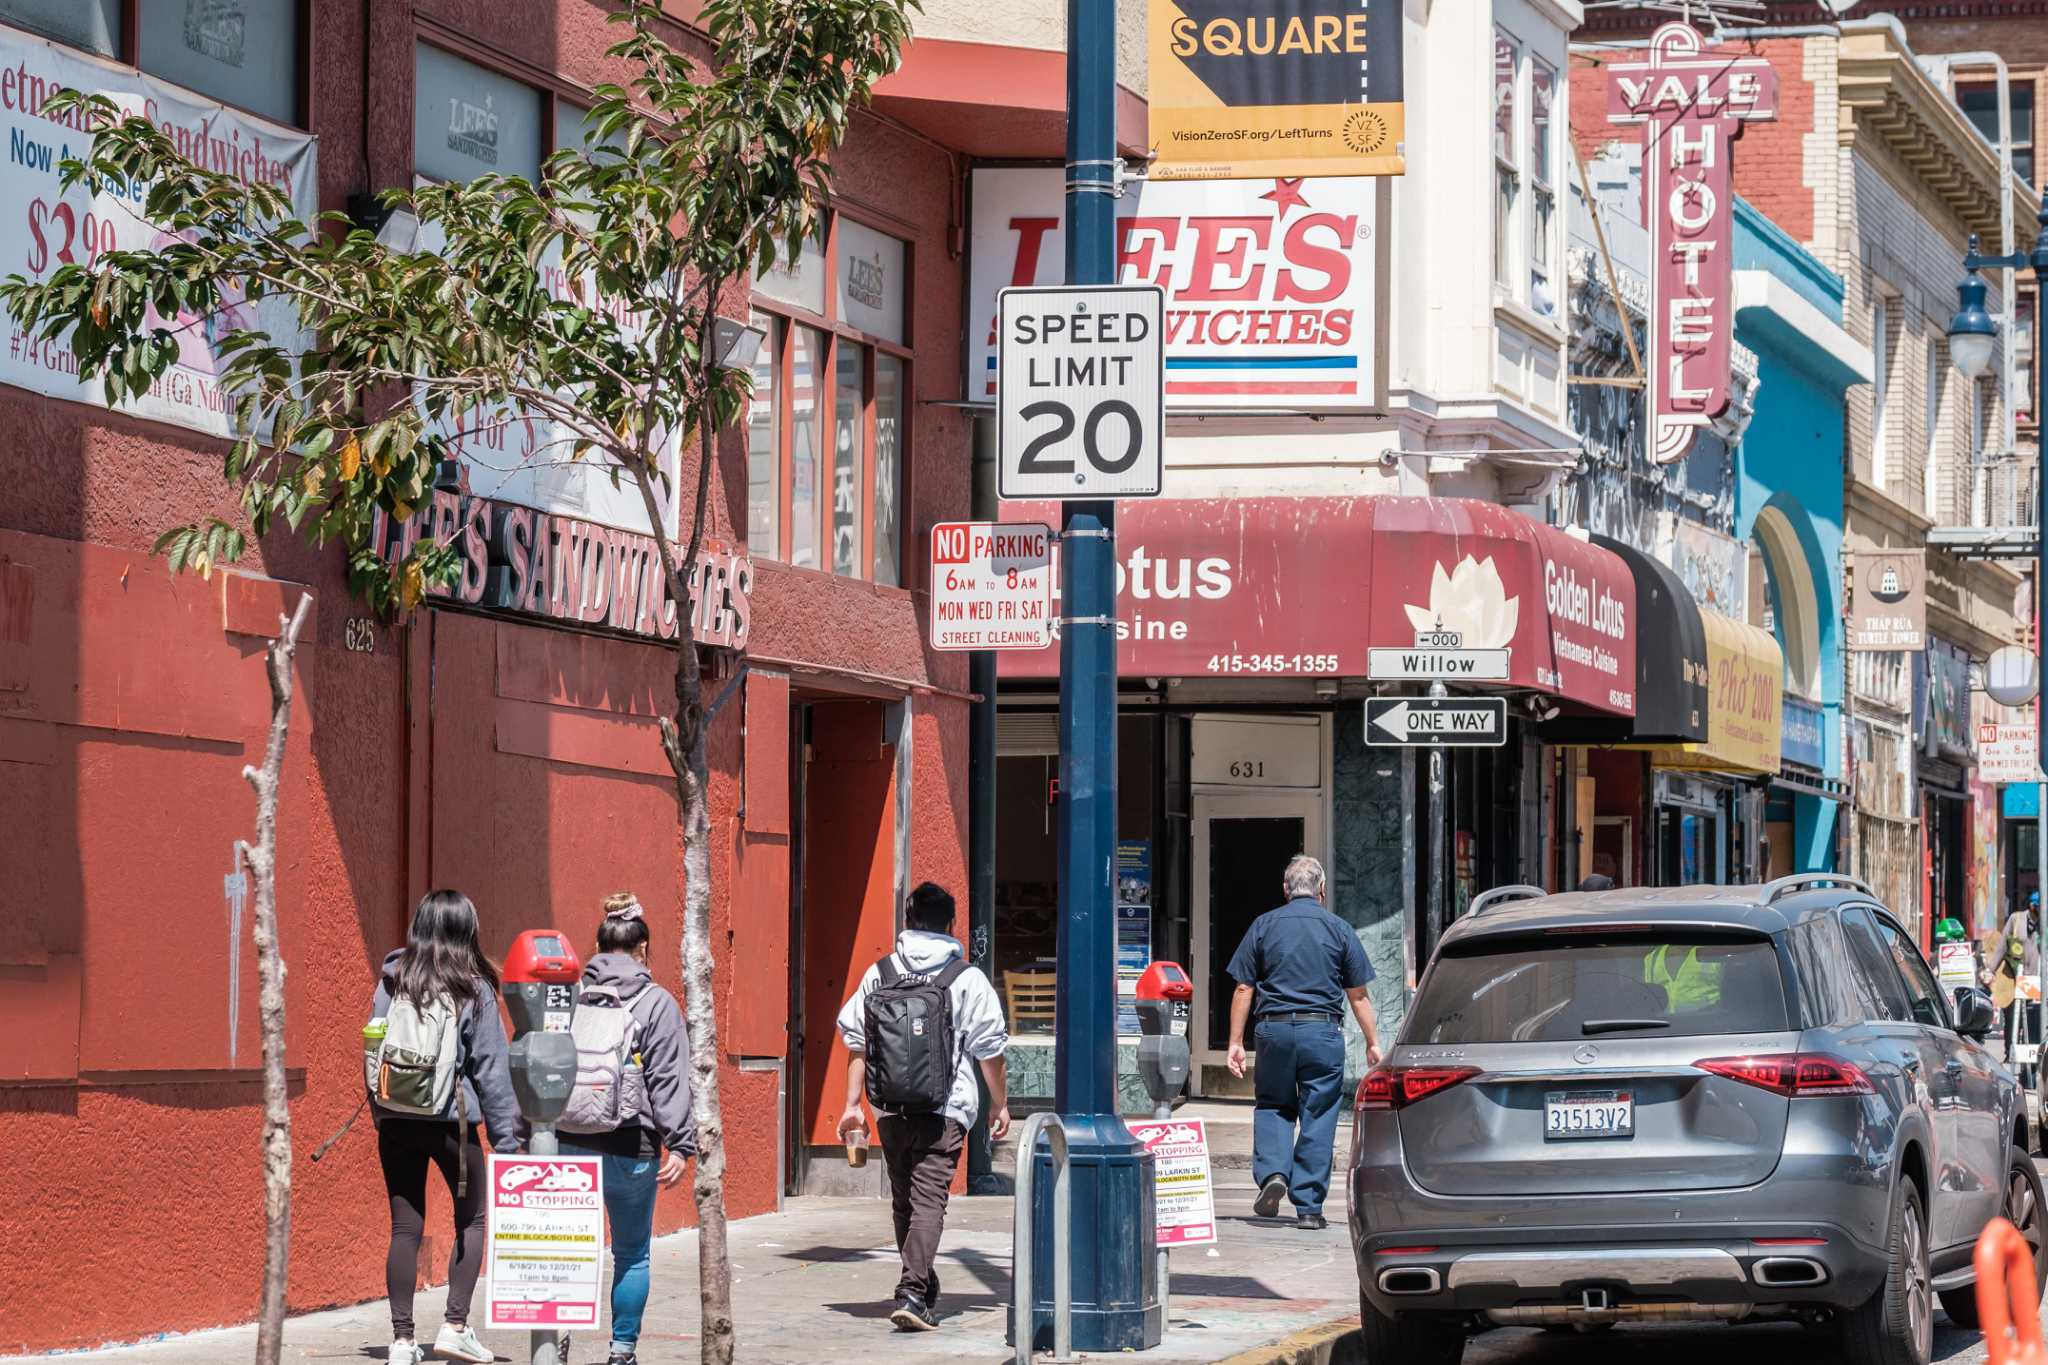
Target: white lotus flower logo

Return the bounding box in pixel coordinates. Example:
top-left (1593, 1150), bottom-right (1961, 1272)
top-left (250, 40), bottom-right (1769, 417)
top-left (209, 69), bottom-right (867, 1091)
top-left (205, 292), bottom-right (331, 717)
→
top-left (1403, 556), bottom-right (1520, 649)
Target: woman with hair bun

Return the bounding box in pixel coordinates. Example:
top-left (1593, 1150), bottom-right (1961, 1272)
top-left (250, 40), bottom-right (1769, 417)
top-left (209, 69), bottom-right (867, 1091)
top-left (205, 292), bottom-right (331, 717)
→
top-left (558, 892), bottom-right (695, 1365)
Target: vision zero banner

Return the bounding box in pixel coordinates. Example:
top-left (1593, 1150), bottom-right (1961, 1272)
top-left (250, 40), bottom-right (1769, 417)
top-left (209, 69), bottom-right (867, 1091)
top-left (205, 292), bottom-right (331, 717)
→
top-left (484, 1155), bottom-right (606, 1330)
top-left (0, 29), bottom-right (315, 435)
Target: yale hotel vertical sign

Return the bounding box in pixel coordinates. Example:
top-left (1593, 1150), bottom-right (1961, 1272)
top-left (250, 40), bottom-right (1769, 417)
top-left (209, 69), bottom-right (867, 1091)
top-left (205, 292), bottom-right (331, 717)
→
top-left (1606, 24), bottom-right (1777, 464)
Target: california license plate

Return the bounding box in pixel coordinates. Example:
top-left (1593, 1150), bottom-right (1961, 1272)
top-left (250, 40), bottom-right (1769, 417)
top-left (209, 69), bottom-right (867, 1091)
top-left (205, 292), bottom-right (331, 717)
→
top-left (1545, 1089), bottom-right (1634, 1140)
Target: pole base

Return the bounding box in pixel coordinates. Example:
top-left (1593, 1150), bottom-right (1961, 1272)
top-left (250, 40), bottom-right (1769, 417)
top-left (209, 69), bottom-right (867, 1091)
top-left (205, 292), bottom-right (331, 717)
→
top-left (1008, 1112), bottom-right (1164, 1354)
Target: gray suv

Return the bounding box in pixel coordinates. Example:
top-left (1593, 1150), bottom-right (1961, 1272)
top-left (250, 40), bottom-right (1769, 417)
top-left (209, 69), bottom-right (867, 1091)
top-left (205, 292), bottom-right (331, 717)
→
top-left (1347, 876), bottom-right (2042, 1365)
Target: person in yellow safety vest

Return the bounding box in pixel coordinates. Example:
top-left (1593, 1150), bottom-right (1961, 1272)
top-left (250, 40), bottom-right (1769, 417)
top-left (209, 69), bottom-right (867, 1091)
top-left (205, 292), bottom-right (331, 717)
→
top-left (1643, 943), bottom-right (1723, 1012)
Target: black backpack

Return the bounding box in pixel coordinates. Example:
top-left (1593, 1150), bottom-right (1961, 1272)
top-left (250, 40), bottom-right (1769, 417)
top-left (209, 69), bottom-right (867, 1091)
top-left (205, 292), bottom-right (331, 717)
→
top-left (862, 955), bottom-right (970, 1114)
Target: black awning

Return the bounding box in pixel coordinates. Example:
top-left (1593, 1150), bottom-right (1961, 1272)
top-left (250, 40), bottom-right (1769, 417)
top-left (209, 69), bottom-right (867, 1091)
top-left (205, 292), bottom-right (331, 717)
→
top-left (1540, 535), bottom-right (1709, 745)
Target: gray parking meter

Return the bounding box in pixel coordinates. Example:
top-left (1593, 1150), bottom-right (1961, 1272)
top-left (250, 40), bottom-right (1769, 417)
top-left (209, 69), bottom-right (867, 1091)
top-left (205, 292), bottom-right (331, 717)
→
top-left (1134, 962), bottom-right (1193, 1121)
top-left (501, 931), bottom-right (583, 1365)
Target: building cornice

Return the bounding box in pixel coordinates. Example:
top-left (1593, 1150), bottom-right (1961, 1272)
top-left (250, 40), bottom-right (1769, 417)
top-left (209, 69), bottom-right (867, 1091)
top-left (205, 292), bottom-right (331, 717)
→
top-left (1836, 27), bottom-right (2042, 249)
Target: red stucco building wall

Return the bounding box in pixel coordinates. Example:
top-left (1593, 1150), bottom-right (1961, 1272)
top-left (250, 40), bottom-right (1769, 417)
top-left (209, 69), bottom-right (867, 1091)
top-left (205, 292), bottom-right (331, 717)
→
top-left (0, 0), bottom-right (976, 1351)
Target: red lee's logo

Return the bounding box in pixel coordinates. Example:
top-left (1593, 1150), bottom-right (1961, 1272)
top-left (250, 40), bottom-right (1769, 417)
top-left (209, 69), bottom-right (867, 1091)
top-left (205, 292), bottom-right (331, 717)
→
top-left (973, 171), bottom-right (1375, 407)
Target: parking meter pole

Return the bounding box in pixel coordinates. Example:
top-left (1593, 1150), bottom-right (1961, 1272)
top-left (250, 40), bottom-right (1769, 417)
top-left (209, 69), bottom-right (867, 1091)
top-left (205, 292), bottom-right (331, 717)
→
top-left (500, 931), bottom-right (583, 1365)
top-left (1133, 964), bottom-right (1193, 1340)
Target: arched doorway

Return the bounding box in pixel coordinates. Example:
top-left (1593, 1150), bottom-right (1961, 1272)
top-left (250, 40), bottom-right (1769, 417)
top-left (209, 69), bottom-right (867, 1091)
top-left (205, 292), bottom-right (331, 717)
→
top-left (1746, 495), bottom-right (1841, 874)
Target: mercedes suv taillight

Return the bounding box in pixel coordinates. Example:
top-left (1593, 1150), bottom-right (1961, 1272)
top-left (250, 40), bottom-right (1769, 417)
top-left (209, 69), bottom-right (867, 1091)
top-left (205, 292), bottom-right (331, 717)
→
top-left (1356, 1065), bottom-right (1481, 1111)
top-left (1694, 1053), bottom-right (1875, 1097)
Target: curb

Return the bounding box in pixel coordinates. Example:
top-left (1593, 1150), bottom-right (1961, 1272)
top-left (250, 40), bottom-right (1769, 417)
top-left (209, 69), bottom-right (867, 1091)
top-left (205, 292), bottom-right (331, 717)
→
top-left (1208, 1316), bottom-right (1363, 1365)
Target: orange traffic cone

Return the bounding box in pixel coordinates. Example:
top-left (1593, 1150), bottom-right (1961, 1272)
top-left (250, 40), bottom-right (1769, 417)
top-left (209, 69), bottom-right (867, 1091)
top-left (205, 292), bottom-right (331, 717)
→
top-left (1979, 1216), bottom-right (2047, 1365)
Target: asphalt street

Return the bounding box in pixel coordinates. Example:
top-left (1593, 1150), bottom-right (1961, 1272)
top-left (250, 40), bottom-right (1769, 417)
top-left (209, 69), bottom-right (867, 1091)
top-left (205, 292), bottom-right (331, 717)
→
top-left (1456, 1154), bottom-right (2048, 1365)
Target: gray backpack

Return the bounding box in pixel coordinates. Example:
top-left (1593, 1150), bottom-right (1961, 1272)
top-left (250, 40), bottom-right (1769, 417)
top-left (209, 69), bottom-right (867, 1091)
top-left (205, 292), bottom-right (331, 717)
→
top-left (367, 993), bottom-right (462, 1118)
top-left (557, 984), bottom-right (656, 1134)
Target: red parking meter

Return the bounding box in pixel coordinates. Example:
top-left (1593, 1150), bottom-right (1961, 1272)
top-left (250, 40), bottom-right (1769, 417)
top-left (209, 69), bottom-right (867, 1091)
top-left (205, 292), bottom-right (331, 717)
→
top-left (502, 930), bottom-right (583, 1139)
top-left (1135, 962), bottom-right (1193, 1038)
top-left (1134, 962), bottom-right (1193, 1118)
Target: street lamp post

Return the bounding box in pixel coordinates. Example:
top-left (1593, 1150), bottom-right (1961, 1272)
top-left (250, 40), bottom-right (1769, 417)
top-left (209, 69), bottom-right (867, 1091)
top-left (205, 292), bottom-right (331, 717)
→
top-left (1947, 200), bottom-right (2048, 1002)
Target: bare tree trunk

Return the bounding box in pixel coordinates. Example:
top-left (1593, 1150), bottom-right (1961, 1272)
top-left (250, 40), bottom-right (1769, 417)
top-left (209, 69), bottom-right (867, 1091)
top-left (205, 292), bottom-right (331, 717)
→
top-left (239, 592), bottom-right (312, 1365)
top-left (634, 363), bottom-right (736, 1365)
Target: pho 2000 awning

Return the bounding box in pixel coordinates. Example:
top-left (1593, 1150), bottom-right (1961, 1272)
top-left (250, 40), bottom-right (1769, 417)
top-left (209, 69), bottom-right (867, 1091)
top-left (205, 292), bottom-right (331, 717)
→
top-left (1647, 611), bottom-right (1785, 775)
top-left (995, 496), bottom-right (1637, 718)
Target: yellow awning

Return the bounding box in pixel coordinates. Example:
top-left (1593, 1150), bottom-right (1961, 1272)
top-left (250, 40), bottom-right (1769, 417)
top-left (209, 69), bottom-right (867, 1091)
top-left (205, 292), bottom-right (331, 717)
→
top-left (1648, 612), bottom-right (1784, 775)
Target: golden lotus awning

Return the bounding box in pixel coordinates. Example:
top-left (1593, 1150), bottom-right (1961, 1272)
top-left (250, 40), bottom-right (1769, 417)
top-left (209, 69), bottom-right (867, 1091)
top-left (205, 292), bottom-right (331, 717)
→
top-left (1648, 611), bottom-right (1784, 775)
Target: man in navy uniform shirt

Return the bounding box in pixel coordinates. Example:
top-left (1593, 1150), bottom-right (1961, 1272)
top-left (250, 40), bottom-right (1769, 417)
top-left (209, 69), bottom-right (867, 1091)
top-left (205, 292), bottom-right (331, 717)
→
top-left (1226, 854), bottom-right (1381, 1229)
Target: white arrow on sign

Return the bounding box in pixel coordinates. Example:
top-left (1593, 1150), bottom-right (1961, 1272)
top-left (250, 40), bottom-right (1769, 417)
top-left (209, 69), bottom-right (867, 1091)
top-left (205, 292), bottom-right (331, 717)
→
top-left (1365, 697), bottom-right (1508, 747)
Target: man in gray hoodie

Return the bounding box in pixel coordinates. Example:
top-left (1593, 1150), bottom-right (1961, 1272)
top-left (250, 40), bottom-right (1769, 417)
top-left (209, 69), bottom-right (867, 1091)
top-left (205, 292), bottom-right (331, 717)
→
top-left (837, 882), bottom-right (1009, 1332)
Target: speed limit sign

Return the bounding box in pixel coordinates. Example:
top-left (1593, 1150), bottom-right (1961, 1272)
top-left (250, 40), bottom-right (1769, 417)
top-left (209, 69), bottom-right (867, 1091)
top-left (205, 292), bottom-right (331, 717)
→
top-left (997, 283), bottom-right (1164, 500)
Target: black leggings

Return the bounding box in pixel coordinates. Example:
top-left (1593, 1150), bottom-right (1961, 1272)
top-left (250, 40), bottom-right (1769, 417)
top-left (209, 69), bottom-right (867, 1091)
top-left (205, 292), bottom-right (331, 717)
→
top-left (378, 1118), bottom-right (488, 1337)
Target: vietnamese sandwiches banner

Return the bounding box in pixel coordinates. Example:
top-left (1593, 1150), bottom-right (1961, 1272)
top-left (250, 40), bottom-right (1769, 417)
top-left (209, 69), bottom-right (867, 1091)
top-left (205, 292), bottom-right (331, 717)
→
top-left (969, 168), bottom-right (1382, 413)
top-left (0, 27), bottom-right (316, 436)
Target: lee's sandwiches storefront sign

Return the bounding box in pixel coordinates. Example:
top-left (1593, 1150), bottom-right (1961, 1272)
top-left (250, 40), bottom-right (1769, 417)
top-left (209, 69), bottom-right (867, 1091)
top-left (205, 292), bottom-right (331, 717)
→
top-left (371, 490), bottom-right (752, 648)
top-left (968, 168), bottom-right (1385, 411)
top-left (998, 496), bottom-right (1637, 720)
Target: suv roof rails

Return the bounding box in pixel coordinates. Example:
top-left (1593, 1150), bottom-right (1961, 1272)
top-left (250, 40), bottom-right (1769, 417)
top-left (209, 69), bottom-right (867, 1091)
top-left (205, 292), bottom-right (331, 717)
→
top-left (1469, 884), bottom-right (1547, 916)
top-left (1761, 873), bottom-right (1876, 904)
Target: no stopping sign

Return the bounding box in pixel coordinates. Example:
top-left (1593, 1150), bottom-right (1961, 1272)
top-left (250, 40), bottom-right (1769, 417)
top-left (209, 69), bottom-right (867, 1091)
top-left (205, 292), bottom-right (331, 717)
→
top-left (997, 284), bottom-right (1164, 500)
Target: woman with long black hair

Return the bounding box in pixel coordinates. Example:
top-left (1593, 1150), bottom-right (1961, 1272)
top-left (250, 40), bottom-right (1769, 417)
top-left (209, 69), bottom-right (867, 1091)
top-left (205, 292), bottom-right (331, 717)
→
top-left (367, 889), bottom-right (525, 1365)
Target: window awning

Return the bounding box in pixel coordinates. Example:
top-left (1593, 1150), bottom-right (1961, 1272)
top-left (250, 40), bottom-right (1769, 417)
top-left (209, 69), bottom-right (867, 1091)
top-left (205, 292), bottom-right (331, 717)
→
top-left (1540, 535), bottom-right (1708, 745)
top-left (1648, 612), bottom-right (1785, 776)
top-left (995, 496), bottom-right (1639, 718)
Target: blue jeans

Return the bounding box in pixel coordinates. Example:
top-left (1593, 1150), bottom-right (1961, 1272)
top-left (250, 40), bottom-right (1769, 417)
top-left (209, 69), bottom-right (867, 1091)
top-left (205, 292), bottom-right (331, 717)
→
top-left (561, 1144), bottom-right (658, 1348)
top-left (1250, 1018), bottom-right (1347, 1217)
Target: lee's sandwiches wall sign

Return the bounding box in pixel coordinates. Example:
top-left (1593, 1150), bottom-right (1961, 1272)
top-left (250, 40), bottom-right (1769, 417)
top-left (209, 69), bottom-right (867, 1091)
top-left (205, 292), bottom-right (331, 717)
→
top-left (968, 168), bottom-right (1385, 412)
top-left (370, 491), bottom-right (752, 648)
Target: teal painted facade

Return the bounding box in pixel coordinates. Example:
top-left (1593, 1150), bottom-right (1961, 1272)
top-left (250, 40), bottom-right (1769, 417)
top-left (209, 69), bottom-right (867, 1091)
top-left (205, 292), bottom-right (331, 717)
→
top-left (1732, 198), bottom-right (1856, 873)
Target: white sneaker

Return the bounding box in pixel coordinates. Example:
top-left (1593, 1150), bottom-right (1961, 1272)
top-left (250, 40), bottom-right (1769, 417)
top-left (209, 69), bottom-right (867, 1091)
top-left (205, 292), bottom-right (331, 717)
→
top-left (388, 1342), bottom-right (423, 1365)
top-left (432, 1323), bottom-right (494, 1363)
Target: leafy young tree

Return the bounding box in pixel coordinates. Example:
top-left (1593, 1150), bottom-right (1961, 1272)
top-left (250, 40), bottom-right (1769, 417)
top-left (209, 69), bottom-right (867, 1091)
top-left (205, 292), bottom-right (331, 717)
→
top-left (0, 2), bottom-right (915, 1362)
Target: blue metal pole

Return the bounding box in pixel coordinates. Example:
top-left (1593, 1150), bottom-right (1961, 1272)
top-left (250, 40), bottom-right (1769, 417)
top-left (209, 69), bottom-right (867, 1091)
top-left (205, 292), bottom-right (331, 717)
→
top-left (1021, 0), bottom-right (1162, 1351)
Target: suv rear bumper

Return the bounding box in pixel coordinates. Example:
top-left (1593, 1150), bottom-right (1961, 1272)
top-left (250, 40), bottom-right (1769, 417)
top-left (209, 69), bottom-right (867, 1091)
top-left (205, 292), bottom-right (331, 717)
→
top-left (1355, 1227), bottom-right (1887, 1319)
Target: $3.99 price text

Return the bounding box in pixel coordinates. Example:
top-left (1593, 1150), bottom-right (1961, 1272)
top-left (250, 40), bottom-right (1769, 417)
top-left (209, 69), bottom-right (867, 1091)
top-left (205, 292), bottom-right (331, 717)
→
top-left (26, 197), bottom-right (119, 276)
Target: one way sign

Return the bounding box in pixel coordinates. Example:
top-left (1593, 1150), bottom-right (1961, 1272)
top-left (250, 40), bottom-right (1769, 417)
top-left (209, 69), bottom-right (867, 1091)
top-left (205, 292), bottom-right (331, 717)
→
top-left (1365, 697), bottom-right (1508, 747)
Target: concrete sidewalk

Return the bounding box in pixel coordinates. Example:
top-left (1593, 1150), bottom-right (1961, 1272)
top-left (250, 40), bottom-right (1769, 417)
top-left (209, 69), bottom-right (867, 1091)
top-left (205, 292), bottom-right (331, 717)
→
top-left (51, 1109), bottom-right (1360, 1364)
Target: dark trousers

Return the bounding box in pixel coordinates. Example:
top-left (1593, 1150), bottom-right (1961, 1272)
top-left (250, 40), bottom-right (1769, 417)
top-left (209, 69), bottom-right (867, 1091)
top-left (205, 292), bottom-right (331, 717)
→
top-left (379, 1118), bottom-right (488, 1338)
top-left (877, 1113), bottom-right (967, 1306)
top-left (1251, 1017), bottom-right (1347, 1217)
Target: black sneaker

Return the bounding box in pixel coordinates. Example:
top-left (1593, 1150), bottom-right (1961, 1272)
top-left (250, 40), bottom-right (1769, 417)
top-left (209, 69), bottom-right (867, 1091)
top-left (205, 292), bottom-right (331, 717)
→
top-left (1297, 1212), bottom-right (1328, 1231)
top-left (889, 1295), bottom-right (939, 1332)
top-left (607, 1350), bottom-right (638, 1365)
top-left (1252, 1174), bottom-right (1289, 1219)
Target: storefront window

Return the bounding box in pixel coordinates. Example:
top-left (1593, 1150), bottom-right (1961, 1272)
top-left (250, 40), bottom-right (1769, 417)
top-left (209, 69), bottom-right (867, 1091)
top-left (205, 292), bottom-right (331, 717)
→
top-left (831, 342), bottom-right (864, 577)
top-left (872, 354), bottom-right (903, 585)
top-left (788, 325), bottom-right (825, 569)
top-left (1529, 57), bottom-right (1557, 317)
top-left (414, 42), bottom-right (544, 184)
top-left (746, 312), bottom-right (781, 554)
top-left (994, 716), bottom-right (1159, 1039)
top-left (0, 1), bottom-right (117, 56)
top-left (2, 1), bottom-right (304, 126)
top-left (750, 214), bottom-right (908, 583)
top-left (1493, 31), bottom-right (1519, 291)
top-left (139, 0), bottom-right (299, 126)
